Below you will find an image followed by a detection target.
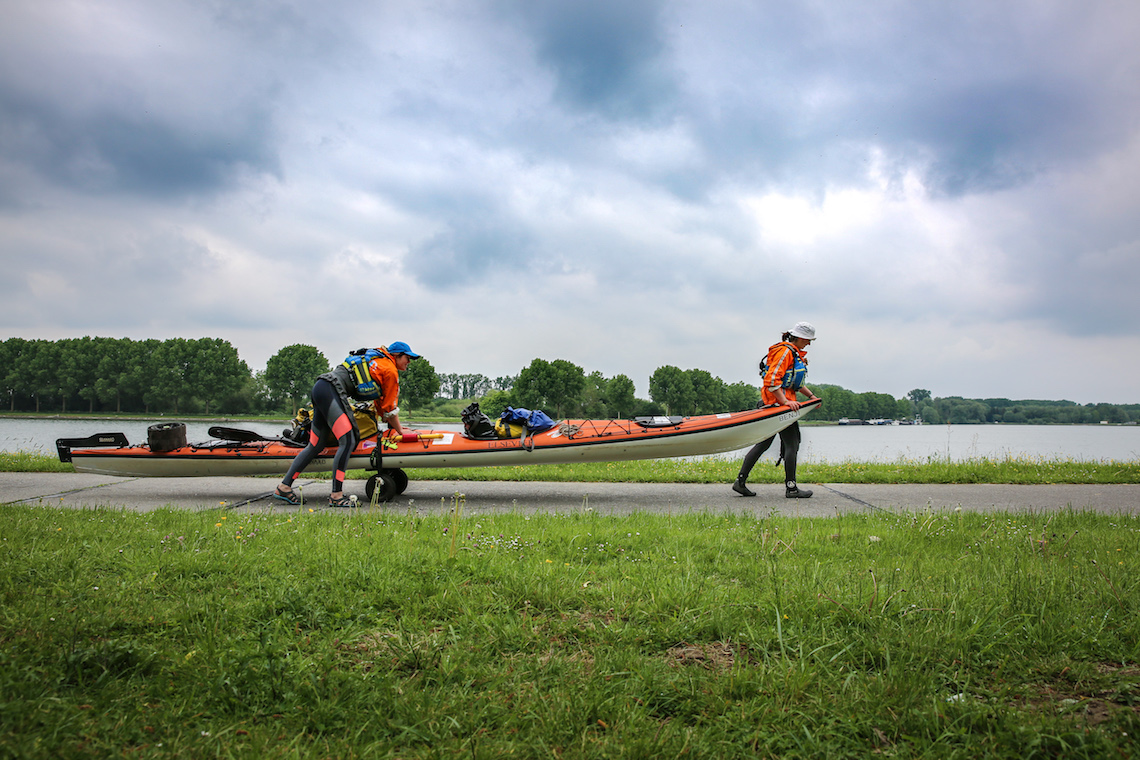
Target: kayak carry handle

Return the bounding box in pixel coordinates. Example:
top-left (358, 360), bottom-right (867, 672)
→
top-left (56, 432), bottom-right (131, 463)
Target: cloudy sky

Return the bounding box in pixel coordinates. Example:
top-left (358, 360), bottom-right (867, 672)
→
top-left (3, 0), bottom-right (1138, 404)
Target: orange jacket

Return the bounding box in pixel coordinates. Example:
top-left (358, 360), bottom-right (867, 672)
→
top-left (760, 341), bottom-right (808, 407)
top-left (365, 348), bottom-right (401, 418)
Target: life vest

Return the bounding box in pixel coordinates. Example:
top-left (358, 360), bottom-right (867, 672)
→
top-left (759, 342), bottom-right (808, 391)
top-left (341, 347), bottom-right (387, 400)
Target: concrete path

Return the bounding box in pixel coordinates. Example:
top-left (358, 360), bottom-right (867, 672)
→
top-left (3, 472), bottom-right (1139, 517)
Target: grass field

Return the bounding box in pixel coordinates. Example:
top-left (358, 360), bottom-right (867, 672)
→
top-left (4, 450), bottom-right (1140, 484)
top-left (1, 503), bottom-right (1138, 758)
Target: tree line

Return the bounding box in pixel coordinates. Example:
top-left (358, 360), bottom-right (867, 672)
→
top-left (436, 373), bottom-right (516, 400)
top-left (0, 337), bottom-right (440, 416)
top-left (2, 337), bottom-right (253, 415)
top-left (3, 337), bottom-right (1137, 424)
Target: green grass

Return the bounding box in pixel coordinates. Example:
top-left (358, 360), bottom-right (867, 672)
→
top-left (395, 455), bottom-right (1140, 485)
top-left (7, 451), bottom-right (1140, 483)
top-left (1, 505), bottom-right (1138, 758)
top-left (0, 451), bottom-right (75, 473)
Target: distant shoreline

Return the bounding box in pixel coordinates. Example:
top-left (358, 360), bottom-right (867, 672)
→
top-left (1, 412), bottom-right (1135, 427)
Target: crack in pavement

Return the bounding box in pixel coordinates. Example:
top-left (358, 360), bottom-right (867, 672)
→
top-left (820, 484), bottom-right (892, 513)
top-left (8, 478), bottom-right (141, 504)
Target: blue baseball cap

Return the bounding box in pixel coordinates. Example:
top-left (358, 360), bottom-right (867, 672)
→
top-left (387, 341), bottom-right (420, 359)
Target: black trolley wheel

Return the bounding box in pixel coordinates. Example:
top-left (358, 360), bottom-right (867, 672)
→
top-left (365, 469), bottom-right (408, 503)
top-left (387, 468), bottom-right (409, 495)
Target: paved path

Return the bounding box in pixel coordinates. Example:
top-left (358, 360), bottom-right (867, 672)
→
top-left (3, 473), bottom-right (1139, 517)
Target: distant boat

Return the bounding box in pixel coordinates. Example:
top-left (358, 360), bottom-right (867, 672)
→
top-left (838, 418), bottom-right (867, 425)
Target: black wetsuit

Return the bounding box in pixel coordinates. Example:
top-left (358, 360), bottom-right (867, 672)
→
top-left (282, 368), bottom-right (359, 494)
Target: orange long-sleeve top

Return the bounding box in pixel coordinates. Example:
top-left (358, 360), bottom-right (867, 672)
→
top-left (364, 348), bottom-right (401, 417)
top-left (760, 341), bottom-right (808, 407)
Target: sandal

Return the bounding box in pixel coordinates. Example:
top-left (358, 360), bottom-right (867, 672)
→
top-left (328, 494), bottom-right (357, 508)
top-left (273, 486), bottom-right (301, 505)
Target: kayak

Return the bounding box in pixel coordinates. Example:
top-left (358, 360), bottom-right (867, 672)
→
top-left (56, 400), bottom-right (820, 501)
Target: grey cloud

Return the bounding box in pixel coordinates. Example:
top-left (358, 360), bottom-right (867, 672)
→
top-left (0, 219), bottom-right (292, 332)
top-left (0, 87), bottom-right (280, 199)
top-left (503, 0), bottom-right (676, 120)
top-left (667, 1), bottom-right (1139, 198)
top-left (407, 219), bottom-right (538, 289)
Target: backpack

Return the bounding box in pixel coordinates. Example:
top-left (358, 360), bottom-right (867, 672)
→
top-left (498, 406), bottom-right (557, 435)
top-left (342, 347), bottom-right (386, 400)
top-left (461, 402), bottom-right (498, 440)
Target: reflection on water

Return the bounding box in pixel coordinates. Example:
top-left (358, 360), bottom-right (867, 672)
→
top-left (2, 417), bottom-right (1138, 462)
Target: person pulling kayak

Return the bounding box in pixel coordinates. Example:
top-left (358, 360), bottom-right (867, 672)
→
top-left (733, 322), bottom-right (820, 499)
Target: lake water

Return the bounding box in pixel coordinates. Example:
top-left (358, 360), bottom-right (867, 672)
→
top-left (1, 418), bottom-right (293, 456)
top-left (5, 417), bottom-right (1139, 463)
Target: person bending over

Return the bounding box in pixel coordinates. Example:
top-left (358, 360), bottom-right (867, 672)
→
top-left (274, 341), bottom-right (421, 508)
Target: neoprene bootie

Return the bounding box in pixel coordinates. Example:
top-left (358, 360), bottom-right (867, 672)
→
top-left (732, 476), bottom-right (756, 497)
top-left (785, 481), bottom-right (813, 499)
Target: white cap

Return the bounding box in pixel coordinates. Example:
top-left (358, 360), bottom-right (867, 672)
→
top-left (789, 322), bottom-right (816, 340)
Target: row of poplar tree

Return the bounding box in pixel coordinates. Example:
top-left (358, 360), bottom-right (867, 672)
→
top-left (0, 337), bottom-right (447, 416)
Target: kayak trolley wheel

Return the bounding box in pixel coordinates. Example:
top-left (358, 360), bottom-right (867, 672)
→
top-left (365, 472), bottom-right (398, 503)
top-left (365, 468), bottom-right (409, 502)
top-left (387, 468), bottom-right (409, 495)
top-left (147, 422), bottom-right (187, 453)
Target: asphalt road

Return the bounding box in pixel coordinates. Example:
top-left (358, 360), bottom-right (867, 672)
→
top-left (3, 472), bottom-right (1139, 517)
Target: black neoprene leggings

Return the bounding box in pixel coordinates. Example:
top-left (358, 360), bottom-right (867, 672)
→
top-left (736, 421), bottom-right (801, 486)
top-left (282, 378), bottom-right (357, 494)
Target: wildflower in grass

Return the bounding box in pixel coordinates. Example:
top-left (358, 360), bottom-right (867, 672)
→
top-left (869, 535), bottom-right (881, 542)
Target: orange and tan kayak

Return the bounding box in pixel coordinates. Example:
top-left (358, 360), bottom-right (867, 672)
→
top-left (56, 400), bottom-right (820, 501)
